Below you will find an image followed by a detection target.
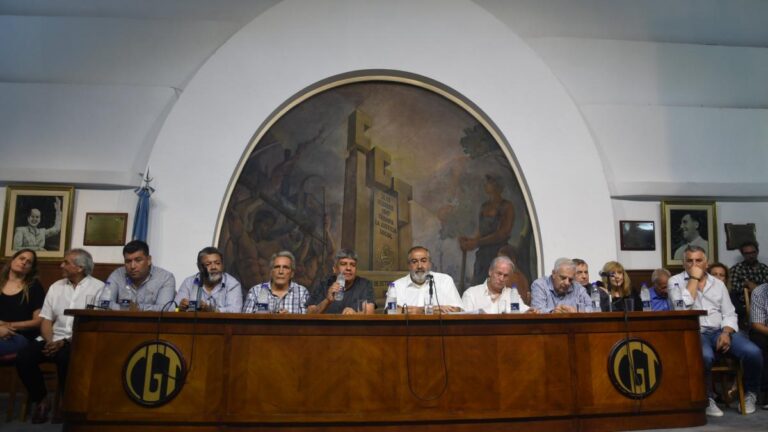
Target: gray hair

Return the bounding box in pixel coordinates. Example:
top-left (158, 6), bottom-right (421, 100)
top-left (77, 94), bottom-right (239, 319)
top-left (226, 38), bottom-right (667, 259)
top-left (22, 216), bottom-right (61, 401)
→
top-left (651, 268), bottom-right (671, 284)
top-left (67, 248), bottom-right (94, 276)
top-left (334, 249), bottom-right (358, 263)
top-left (552, 257), bottom-right (576, 273)
top-left (270, 250), bottom-right (296, 270)
top-left (684, 245), bottom-right (707, 259)
top-left (489, 256), bottom-right (515, 273)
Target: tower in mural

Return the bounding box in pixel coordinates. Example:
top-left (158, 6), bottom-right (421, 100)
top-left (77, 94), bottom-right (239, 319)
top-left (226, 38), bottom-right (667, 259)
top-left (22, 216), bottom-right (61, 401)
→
top-left (341, 110), bottom-right (413, 271)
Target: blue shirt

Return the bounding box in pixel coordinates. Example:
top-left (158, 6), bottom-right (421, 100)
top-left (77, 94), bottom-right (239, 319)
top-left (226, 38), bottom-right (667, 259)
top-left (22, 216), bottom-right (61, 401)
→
top-left (175, 273), bottom-right (243, 313)
top-left (530, 275), bottom-right (592, 313)
top-left (649, 287), bottom-right (671, 311)
top-left (106, 266), bottom-right (176, 312)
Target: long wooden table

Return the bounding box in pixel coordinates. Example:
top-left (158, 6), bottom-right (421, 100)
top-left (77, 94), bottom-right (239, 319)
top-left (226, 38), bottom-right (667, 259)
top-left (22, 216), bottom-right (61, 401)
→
top-left (63, 310), bottom-right (707, 431)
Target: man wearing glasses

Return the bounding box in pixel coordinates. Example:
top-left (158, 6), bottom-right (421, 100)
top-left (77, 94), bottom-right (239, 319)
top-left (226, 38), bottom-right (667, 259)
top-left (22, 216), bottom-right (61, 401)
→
top-left (389, 246), bottom-right (463, 314)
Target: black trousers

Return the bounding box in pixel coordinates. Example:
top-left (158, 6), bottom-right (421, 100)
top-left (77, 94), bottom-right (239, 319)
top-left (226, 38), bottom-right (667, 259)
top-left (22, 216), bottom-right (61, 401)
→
top-left (750, 330), bottom-right (768, 392)
top-left (15, 339), bottom-right (70, 404)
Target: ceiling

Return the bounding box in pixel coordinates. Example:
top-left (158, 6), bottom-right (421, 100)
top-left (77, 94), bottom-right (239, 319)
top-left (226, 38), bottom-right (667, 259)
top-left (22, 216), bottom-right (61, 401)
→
top-left (1, 0), bottom-right (766, 194)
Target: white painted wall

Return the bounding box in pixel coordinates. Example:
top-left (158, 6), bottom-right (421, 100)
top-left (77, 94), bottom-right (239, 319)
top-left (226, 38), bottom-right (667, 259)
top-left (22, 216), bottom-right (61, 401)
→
top-left (0, 187), bottom-right (136, 264)
top-left (614, 199), bottom-right (768, 270)
top-left (146, 0), bottom-right (617, 280)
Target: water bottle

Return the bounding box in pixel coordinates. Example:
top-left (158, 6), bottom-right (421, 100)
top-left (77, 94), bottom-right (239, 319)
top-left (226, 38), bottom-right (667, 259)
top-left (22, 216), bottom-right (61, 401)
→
top-left (119, 287), bottom-right (137, 311)
top-left (509, 285), bottom-right (521, 313)
top-left (670, 283), bottom-right (684, 311)
top-left (335, 273), bottom-right (345, 301)
top-left (256, 283), bottom-right (270, 312)
top-left (243, 289), bottom-right (256, 313)
top-left (385, 282), bottom-right (398, 314)
top-left (640, 283), bottom-right (652, 312)
top-left (590, 283), bottom-right (601, 312)
top-left (98, 282), bottom-right (113, 310)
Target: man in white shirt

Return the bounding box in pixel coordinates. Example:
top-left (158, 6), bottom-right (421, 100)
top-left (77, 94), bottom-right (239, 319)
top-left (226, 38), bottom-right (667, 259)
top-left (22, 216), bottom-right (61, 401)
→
top-left (670, 245), bottom-right (762, 416)
top-left (391, 246), bottom-right (462, 313)
top-left (462, 256), bottom-right (532, 314)
top-left (16, 248), bottom-right (104, 423)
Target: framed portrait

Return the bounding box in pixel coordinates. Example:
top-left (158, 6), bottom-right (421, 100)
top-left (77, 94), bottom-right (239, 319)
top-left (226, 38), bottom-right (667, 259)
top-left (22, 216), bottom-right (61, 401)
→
top-left (619, 220), bottom-right (655, 251)
top-left (724, 223), bottom-right (756, 250)
top-left (1, 185), bottom-right (75, 260)
top-left (661, 201), bottom-right (717, 268)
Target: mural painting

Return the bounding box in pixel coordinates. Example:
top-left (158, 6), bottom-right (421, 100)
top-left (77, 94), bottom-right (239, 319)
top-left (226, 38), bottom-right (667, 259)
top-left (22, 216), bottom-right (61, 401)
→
top-left (218, 80), bottom-right (537, 300)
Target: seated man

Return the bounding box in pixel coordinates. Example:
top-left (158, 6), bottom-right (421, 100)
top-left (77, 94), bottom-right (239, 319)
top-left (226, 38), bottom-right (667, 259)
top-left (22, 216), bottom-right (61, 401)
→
top-left (670, 245), bottom-right (763, 416)
top-left (106, 240), bottom-right (176, 311)
top-left (572, 258), bottom-right (593, 295)
top-left (391, 246), bottom-right (462, 313)
top-left (531, 258), bottom-right (591, 313)
top-left (243, 251), bottom-right (309, 314)
top-left (16, 248), bottom-right (104, 423)
top-left (175, 247), bottom-right (242, 313)
top-left (749, 282), bottom-right (768, 408)
top-left (307, 249), bottom-right (375, 315)
top-left (649, 268), bottom-right (672, 311)
top-left (462, 256), bottom-right (533, 313)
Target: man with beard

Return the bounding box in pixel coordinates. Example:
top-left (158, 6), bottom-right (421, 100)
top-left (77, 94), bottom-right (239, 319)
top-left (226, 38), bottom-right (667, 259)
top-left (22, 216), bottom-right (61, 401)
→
top-left (175, 247), bottom-right (242, 312)
top-left (106, 240), bottom-right (176, 311)
top-left (391, 246), bottom-right (463, 313)
top-left (673, 213), bottom-right (709, 260)
top-left (13, 198), bottom-right (62, 251)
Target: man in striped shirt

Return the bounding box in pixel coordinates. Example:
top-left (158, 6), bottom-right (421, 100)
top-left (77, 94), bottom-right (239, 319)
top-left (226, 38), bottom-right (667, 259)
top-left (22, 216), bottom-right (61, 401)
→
top-left (749, 282), bottom-right (768, 409)
top-left (243, 251), bottom-right (309, 314)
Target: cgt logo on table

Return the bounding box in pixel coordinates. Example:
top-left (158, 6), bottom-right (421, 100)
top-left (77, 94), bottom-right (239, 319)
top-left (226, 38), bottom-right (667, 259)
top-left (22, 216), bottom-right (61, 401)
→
top-left (607, 338), bottom-right (662, 399)
top-left (123, 340), bottom-right (187, 407)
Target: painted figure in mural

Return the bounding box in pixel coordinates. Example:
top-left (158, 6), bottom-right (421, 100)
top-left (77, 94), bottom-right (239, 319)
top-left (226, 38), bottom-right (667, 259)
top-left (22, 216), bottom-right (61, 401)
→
top-left (175, 247), bottom-right (243, 313)
top-left (307, 249), bottom-right (376, 315)
top-left (13, 198), bottom-right (62, 251)
top-left (390, 246), bottom-right (463, 314)
top-left (459, 175), bottom-right (515, 286)
top-left (673, 212), bottom-right (709, 260)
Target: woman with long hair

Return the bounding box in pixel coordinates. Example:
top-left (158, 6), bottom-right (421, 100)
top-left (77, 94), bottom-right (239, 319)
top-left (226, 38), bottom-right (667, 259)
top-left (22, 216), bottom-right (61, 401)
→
top-left (599, 261), bottom-right (642, 312)
top-left (0, 248), bottom-right (44, 355)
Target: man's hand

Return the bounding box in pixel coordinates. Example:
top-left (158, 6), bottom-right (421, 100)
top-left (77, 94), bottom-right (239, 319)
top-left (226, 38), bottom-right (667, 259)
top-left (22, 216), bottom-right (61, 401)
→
top-left (42, 340), bottom-right (66, 357)
top-left (178, 298), bottom-right (190, 311)
top-left (325, 282), bottom-right (341, 302)
top-left (553, 304), bottom-right (576, 313)
top-left (0, 325), bottom-right (16, 340)
top-left (716, 331), bottom-right (731, 353)
top-left (688, 266), bottom-right (706, 288)
top-left (341, 307), bottom-right (357, 315)
top-left (525, 308), bottom-right (539, 314)
top-left (437, 305), bottom-right (460, 313)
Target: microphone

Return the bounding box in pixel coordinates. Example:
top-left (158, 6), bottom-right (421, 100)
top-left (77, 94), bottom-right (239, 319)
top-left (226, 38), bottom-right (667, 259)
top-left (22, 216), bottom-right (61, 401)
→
top-left (599, 271), bottom-right (615, 278)
top-left (426, 274), bottom-right (434, 308)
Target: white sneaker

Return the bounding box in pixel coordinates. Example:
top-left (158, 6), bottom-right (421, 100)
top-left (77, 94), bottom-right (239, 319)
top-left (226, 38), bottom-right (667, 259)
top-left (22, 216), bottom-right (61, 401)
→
top-left (706, 398), bottom-right (724, 417)
top-left (741, 392), bottom-right (756, 414)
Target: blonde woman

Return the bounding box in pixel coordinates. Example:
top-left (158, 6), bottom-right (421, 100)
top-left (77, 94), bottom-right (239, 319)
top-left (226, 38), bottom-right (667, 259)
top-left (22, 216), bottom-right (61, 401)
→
top-left (599, 261), bottom-right (642, 312)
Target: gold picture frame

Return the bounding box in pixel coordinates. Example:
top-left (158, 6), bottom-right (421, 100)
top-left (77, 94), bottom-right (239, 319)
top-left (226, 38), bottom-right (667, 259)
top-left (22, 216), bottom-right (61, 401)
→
top-left (1, 185), bottom-right (75, 260)
top-left (661, 201), bottom-right (717, 268)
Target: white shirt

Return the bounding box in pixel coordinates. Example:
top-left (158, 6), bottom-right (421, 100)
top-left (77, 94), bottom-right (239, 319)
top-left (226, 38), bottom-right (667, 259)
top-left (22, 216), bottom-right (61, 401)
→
top-left (669, 271), bottom-right (737, 332)
top-left (392, 272), bottom-right (463, 309)
top-left (40, 275), bottom-right (104, 341)
top-left (462, 281), bottom-right (530, 314)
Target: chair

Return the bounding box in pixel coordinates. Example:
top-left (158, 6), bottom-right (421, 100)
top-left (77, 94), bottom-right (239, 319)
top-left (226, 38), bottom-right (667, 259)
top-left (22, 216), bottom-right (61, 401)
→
top-left (0, 352), bottom-right (21, 422)
top-left (710, 286), bottom-right (752, 415)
